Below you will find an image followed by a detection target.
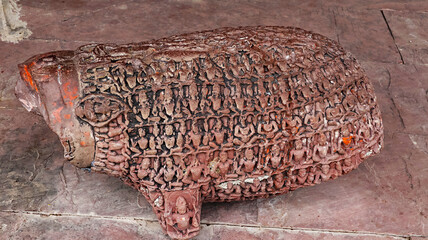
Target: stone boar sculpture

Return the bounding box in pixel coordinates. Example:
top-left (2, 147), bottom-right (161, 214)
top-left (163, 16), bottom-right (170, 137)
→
top-left (15, 26), bottom-right (383, 239)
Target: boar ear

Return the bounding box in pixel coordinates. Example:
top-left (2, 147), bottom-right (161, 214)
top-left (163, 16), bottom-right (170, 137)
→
top-left (75, 94), bottom-right (128, 127)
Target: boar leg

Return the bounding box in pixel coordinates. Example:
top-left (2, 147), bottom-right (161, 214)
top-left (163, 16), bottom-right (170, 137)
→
top-left (145, 188), bottom-right (202, 239)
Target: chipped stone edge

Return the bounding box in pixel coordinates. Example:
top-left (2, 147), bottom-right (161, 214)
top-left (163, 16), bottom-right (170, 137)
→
top-left (218, 175), bottom-right (270, 189)
top-left (0, 0), bottom-right (31, 43)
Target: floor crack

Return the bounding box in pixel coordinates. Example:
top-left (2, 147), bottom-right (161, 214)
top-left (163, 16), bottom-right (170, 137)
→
top-left (381, 10), bottom-right (405, 64)
top-left (332, 9), bottom-right (340, 44)
top-left (402, 153), bottom-right (414, 190)
top-left (390, 95), bottom-right (406, 128)
top-left (386, 69), bottom-right (405, 128)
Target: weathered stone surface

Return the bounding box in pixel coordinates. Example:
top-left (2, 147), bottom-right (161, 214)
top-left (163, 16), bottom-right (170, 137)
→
top-left (15, 26), bottom-right (383, 239)
top-left (363, 62), bottom-right (428, 134)
top-left (0, 1), bottom-right (427, 239)
top-left (0, 68), bottom-right (425, 239)
top-left (0, 212), bottom-right (157, 240)
top-left (331, 8), bottom-right (402, 64)
top-left (0, 100), bottom-right (156, 218)
top-left (0, 211), bottom-right (407, 240)
top-left (382, 10), bottom-right (428, 65)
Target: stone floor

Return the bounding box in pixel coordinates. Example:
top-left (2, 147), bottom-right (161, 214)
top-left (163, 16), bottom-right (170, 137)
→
top-left (1, 0), bottom-right (427, 239)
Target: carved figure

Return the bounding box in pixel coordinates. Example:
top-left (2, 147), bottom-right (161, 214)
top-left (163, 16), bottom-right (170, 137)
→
top-left (216, 151), bottom-right (233, 178)
top-left (266, 145), bottom-right (283, 169)
top-left (210, 119), bottom-right (225, 147)
top-left (239, 148), bottom-right (257, 174)
top-left (290, 139), bottom-right (309, 165)
top-left (258, 114), bottom-right (279, 139)
top-left (233, 115), bottom-right (257, 146)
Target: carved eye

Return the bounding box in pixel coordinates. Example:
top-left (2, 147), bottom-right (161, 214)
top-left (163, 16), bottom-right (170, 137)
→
top-left (75, 94), bottom-right (128, 127)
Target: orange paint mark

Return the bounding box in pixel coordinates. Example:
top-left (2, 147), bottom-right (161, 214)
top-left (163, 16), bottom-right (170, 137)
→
top-left (64, 114), bottom-right (71, 119)
top-left (62, 81), bottom-right (78, 106)
top-left (342, 136), bottom-right (354, 145)
top-left (51, 106), bottom-right (64, 124)
top-left (22, 64), bottom-right (39, 92)
top-left (80, 141), bottom-right (86, 146)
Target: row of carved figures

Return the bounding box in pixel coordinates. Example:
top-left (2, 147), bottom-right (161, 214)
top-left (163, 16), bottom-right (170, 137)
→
top-left (91, 106), bottom-right (379, 164)
top-left (122, 108), bottom-right (379, 157)
top-left (79, 78), bottom-right (373, 138)
top-left (90, 113), bottom-right (380, 191)
top-left (205, 152), bottom-right (367, 202)
top-left (79, 33), bottom-right (355, 95)
top-left (134, 149), bottom-right (373, 206)
top-left (127, 130), bottom-right (378, 193)
top-left (80, 54), bottom-right (366, 119)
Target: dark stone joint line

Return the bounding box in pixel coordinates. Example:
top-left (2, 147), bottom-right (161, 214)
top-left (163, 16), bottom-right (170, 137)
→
top-left (380, 10), bottom-right (405, 65)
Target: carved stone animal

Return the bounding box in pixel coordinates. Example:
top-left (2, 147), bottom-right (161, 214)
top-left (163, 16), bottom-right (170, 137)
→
top-left (15, 26), bottom-right (383, 239)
